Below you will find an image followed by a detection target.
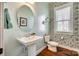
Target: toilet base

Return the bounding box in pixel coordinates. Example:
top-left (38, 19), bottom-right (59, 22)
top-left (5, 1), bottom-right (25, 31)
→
top-left (48, 45), bottom-right (57, 52)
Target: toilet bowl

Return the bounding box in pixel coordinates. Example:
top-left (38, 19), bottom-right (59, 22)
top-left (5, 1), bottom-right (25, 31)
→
top-left (44, 35), bottom-right (58, 52)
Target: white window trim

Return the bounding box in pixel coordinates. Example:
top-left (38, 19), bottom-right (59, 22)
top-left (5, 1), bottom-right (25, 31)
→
top-left (54, 3), bottom-right (73, 35)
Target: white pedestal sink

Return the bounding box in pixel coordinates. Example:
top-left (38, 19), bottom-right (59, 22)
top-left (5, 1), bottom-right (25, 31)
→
top-left (17, 36), bottom-right (42, 56)
top-left (27, 44), bottom-right (36, 56)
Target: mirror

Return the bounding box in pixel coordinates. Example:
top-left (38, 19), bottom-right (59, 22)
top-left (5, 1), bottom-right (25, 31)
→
top-left (16, 5), bottom-right (34, 32)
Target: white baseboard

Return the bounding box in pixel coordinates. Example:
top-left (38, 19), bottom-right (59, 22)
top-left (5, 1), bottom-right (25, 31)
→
top-left (36, 46), bottom-right (46, 55)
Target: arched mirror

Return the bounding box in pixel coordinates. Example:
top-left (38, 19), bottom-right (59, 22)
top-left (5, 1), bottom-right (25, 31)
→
top-left (16, 5), bottom-right (34, 32)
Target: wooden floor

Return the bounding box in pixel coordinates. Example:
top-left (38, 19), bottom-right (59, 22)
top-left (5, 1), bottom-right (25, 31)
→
top-left (37, 47), bottom-right (78, 56)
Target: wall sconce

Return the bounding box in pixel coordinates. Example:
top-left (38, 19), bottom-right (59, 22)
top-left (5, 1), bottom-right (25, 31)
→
top-left (42, 17), bottom-right (49, 24)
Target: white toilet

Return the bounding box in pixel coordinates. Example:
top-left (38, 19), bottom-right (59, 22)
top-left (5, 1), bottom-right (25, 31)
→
top-left (44, 35), bottom-right (58, 52)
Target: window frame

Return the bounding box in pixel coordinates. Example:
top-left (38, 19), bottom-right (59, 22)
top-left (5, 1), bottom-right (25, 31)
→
top-left (54, 3), bottom-right (73, 34)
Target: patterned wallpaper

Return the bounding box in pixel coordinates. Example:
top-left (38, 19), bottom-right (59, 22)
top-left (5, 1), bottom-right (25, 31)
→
top-left (49, 2), bottom-right (79, 49)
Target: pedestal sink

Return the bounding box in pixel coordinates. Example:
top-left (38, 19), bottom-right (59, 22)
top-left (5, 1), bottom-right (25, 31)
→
top-left (17, 35), bottom-right (42, 56)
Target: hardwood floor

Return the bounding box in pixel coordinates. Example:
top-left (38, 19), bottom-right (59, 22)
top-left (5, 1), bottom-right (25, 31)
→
top-left (37, 47), bottom-right (78, 56)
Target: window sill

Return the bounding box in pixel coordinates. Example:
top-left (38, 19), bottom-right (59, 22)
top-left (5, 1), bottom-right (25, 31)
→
top-left (54, 31), bottom-right (73, 35)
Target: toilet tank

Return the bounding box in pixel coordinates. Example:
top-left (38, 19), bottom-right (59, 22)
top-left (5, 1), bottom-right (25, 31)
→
top-left (44, 35), bottom-right (50, 42)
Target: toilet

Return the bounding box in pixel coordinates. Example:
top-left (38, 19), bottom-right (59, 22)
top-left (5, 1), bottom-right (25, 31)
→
top-left (44, 35), bottom-right (58, 52)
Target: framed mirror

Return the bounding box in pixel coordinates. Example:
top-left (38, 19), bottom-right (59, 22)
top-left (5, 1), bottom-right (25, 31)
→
top-left (16, 5), bottom-right (34, 32)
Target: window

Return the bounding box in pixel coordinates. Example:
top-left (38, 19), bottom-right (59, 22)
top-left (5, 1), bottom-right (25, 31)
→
top-left (54, 3), bottom-right (73, 33)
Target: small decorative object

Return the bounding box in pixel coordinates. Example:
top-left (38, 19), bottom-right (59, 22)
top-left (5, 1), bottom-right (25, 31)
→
top-left (20, 17), bottom-right (27, 26)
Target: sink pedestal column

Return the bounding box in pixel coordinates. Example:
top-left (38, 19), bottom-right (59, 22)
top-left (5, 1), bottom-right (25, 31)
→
top-left (27, 44), bottom-right (36, 56)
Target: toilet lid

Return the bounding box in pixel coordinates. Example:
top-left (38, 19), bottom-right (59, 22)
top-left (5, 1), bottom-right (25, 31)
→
top-left (48, 41), bottom-right (58, 46)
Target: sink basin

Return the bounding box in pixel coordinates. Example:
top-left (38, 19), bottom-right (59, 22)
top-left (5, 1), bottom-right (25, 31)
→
top-left (17, 36), bottom-right (42, 46)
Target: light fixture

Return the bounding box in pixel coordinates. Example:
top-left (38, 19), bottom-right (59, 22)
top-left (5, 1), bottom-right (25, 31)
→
top-left (42, 17), bottom-right (49, 24)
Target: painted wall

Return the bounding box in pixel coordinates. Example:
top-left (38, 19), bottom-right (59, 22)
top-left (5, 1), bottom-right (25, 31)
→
top-left (4, 2), bottom-right (49, 56)
top-left (33, 2), bottom-right (49, 51)
top-left (49, 2), bottom-right (79, 50)
top-left (34, 2), bottom-right (49, 36)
